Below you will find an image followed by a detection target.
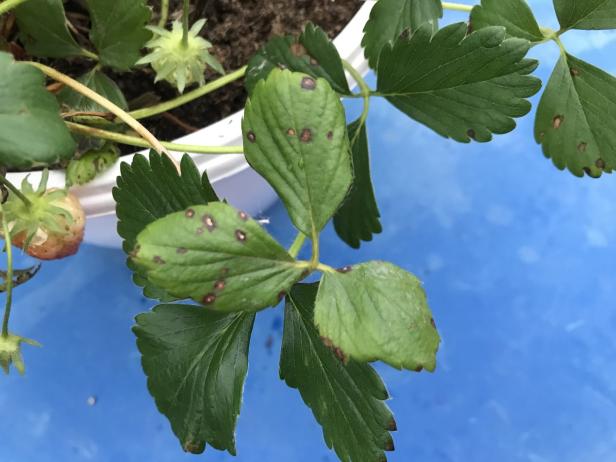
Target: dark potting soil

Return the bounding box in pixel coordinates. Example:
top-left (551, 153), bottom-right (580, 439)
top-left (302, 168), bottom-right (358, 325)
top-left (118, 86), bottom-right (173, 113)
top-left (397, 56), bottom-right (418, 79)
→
top-left (53, 0), bottom-right (362, 151)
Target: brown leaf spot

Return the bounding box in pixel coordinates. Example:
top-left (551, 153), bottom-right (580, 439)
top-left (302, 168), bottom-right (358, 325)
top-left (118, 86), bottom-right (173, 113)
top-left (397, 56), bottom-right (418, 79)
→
top-left (183, 441), bottom-right (205, 454)
top-left (430, 318), bottom-right (437, 329)
top-left (278, 291), bottom-right (286, 302)
top-left (238, 211), bottom-right (249, 221)
top-left (596, 158), bottom-right (606, 169)
top-left (196, 227), bottom-right (205, 235)
top-left (337, 265), bottom-right (352, 273)
top-left (203, 293), bottom-right (216, 305)
top-left (287, 128), bottom-right (296, 136)
top-left (326, 131), bottom-right (334, 140)
top-left (320, 336), bottom-right (347, 362)
top-left (570, 67), bottom-right (580, 77)
top-left (414, 366), bottom-right (423, 373)
top-left (578, 142), bottom-right (587, 153)
top-left (387, 418), bottom-right (398, 432)
top-left (552, 115), bottom-right (564, 129)
top-left (300, 128), bottom-right (313, 143)
top-left (235, 229), bottom-right (247, 242)
top-left (202, 214), bottom-right (216, 231)
top-left (539, 132), bottom-right (545, 139)
top-left (277, 63), bottom-right (288, 70)
top-left (153, 256), bottom-right (165, 265)
top-left (214, 280), bottom-right (225, 291)
top-left (310, 57), bottom-right (319, 66)
top-left (301, 76), bottom-right (317, 90)
top-left (290, 42), bottom-right (307, 56)
top-left (185, 208), bottom-right (195, 218)
top-left (384, 437), bottom-right (395, 452)
top-left (176, 247), bottom-right (188, 254)
top-left (467, 129), bottom-right (476, 140)
top-left (583, 167), bottom-right (593, 176)
top-left (247, 131), bottom-right (256, 143)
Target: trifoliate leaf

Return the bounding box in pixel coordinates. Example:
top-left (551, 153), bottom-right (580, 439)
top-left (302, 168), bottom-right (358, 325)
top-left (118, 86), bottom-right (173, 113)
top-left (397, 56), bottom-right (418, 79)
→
top-left (362, 0), bottom-right (443, 68)
top-left (315, 262), bottom-right (440, 372)
top-left (14, 0), bottom-right (82, 58)
top-left (246, 23), bottom-right (350, 96)
top-left (58, 69), bottom-right (128, 112)
top-left (281, 283), bottom-right (396, 462)
top-left (133, 203), bottom-right (306, 312)
top-left (377, 23), bottom-right (542, 142)
top-left (66, 145), bottom-right (119, 187)
top-left (134, 304), bottom-right (254, 455)
top-left (243, 69), bottom-right (352, 236)
top-left (333, 120), bottom-right (381, 249)
top-left (113, 151), bottom-right (219, 300)
top-left (554, 0), bottom-right (616, 31)
top-left (0, 52), bottom-right (76, 169)
top-left (535, 53), bottom-right (616, 177)
top-left (470, 0), bottom-right (544, 42)
top-left (86, 0), bottom-right (152, 70)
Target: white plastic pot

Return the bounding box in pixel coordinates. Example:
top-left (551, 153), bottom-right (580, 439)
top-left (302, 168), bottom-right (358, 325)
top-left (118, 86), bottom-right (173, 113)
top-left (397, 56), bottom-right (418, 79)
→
top-left (7, 1), bottom-right (375, 248)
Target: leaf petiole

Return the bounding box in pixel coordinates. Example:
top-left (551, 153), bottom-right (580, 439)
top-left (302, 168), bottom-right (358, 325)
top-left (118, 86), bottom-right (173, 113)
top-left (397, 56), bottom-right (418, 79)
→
top-left (288, 232), bottom-right (307, 259)
top-left (441, 2), bottom-right (473, 13)
top-left (342, 60), bottom-right (371, 147)
top-left (158, 0), bottom-right (169, 27)
top-left (0, 202), bottom-right (14, 338)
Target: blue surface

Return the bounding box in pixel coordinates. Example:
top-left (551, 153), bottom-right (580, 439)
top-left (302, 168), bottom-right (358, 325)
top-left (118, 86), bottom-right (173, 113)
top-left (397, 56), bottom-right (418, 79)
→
top-left (3, 1), bottom-right (616, 461)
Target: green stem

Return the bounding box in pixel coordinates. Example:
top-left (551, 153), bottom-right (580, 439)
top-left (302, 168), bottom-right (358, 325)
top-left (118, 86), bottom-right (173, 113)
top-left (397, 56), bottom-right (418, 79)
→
top-left (0, 175), bottom-right (31, 208)
top-left (182, 0), bottom-right (189, 47)
top-left (80, 48), bottom-right (99, 61)
top-left (28, 62), bottom-right (169, 157)
top-left (66, 122), bottom-right (244, 155)
top-left (441, 2), bottom-right (473, 12)
top-left (129, 66), bottom-right (247, 120)
top-left (0, 0), bottom-right (29, 15)
top-left (288, 233), bottom-right (307, 259)
top-left (0, 203), bottom-right (13, 338)
top-left (316, 263), bottom-right (336, 274)
top-left (343, 60), bottom-right (371, 146)
top-left (158, 0), bottom-right (169, 27)
top-left (309, 226), bottom-right (320, 270)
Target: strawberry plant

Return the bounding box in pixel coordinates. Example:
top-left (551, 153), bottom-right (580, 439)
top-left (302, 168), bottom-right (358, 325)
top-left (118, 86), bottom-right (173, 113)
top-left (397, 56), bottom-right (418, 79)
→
top-left (2, 0), bottom-right (616, 460)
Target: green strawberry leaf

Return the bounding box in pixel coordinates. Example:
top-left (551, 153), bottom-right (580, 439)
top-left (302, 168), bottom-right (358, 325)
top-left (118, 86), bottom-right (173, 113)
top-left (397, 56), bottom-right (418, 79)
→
top-left (281, 283), bottom-right (396, 462)
top-left (470, 0), bottom-right (545, 42)
top-left (535, 53), bottom-right (616, 177)
top-left (246, 22), bottom-right (351, 96)
top-left (58, 69), bottom-right (128, 112)
top-left (134, 304), bottom-right (255, 455)
top-left (133, 203), bottom-right (306, 312)
top-left (242, 69), bottom-right (352, 236)
top-left (0, 52), bottom-right (76, 169)
top-left (315, 262), bottom-right (440, 372)
top-left (86, 0), bottom-right (152, 70)
top-left (554, 0), bottom-right (616, 31)
top-left (362, 0), bottom-right (443, 68)
top-left (66, 145), bottom-right (119, 187)
top-left (113, 151), bottom-right (219, 300)
top-left (377, 23), bottom-right (542, 142)
top-left (333, 120), bottom-right (381, 249)
top-left (14, 0), bottom-right (82, 58)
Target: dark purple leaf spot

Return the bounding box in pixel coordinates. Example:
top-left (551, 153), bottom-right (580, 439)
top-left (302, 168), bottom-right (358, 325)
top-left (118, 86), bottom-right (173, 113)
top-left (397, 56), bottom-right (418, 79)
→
top-left (467, 129), bottom-right (476, 140)
top-left (414, 366), bottom-right (423, 373)
top-left (300, 128), bottom-right (313, 143)
top-left (596, 158), bottom-right (606, 169)
top-left (235, 229), bottom-right (247, 242)
top-left (185, 208), bottom-right (195, 218)
top-left (214, 280), bottom-right (225, 291)
top-left (552, 115), bottom-right (564, 129)
top-left (176, 247), bottom-right (188, 254)
top-left (301, 76), bottom-right (316, 90)
top-left (247, 131), bottom-right (256, 143)
top-left (203, 293), bottom-right (216, 305)
top-left (387, 418), bottom-right (398, 431)
top-left (337, 265), bottom-right (352, 273)
top-left (430, 318), bottom-right (436, 329)
top-left (202, 214), bottom-right (216, 231)
top-left (238, 211), bottom-right (249, 221)
top-left (578, 142), bottom-right (587, 153)
top-left (384, 438), bottom-right (395, 452)
top-left (153, 256), bottom-right (165, 265)
top-left (326, 131), bottom-right (334, 140)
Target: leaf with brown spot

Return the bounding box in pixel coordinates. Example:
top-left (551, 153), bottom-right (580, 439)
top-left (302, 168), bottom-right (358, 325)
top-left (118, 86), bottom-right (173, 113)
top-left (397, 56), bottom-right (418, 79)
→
top-left (535, 53), bottom-right (616, 177)
top-left (281, 283), bottom-right (395, 462)
top-left (315, 262), bottom-right (440, 372)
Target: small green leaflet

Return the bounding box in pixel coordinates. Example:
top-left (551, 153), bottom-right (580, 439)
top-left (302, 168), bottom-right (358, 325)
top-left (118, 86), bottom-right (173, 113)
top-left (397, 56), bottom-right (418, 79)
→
top-left (133, 203), bottom-right (306, 312)
top-left (134, 304), bottom-right (255, 455)
top-left (535, 53), bottom-right (616, 177)
top-left (315, 262), bottom-right (440, 372)
top-left (66, 145), bottom-right (119, 187)
top-left (14, 0), bottom-right (82, 58)
top-left (243, 69), bottom-right (352, 236)
top-left (362, 0), bottom-right (443, 68)
top-left (554, 0), bottom-right (616, 31)
top-left (58, 69), bottom-right (128, 112)
top-left (245, 23), bottom-right (351, 96)
top-left (470, 0), bottom-right (544, 42)
top-left (281, 284), bottom-right (396, 462)
top-left (113, 151), bottom-right (218, 300)
top-left (333, 120), bottom-right (382, 249)
top-left (377, 23), bottom-right (541, 143)
top-left (86, 0), bottom-right (152, 70)
top-left (0, 52), bottom-right (76, 169)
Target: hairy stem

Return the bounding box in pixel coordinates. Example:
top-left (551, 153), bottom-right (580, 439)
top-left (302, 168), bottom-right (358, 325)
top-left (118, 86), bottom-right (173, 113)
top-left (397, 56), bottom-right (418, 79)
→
top-left (181, 0), bottom-right (189, 47)
top-left (66, 122), bottom-right (244, 155)
top-left (158, 0), bottom-right (169, 27)
top-left (343, 60), bottom-right (371, 147)
top-left (0, 175), bottom-right (31, 208)
top-left (441, 2), bottom-right (473, 13)
top-left (288, 233), bottom-right (307, 259)
top-left (310, 226), bottom-right (320, 270)
top-left (28, 62), bottom-right (170, 157)
top-left (0, 203), bottom-right (13, 338)
top-left (0, 0), bottom-right (29, 15)
top-left (129, 66), bottom-right (247, 120)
